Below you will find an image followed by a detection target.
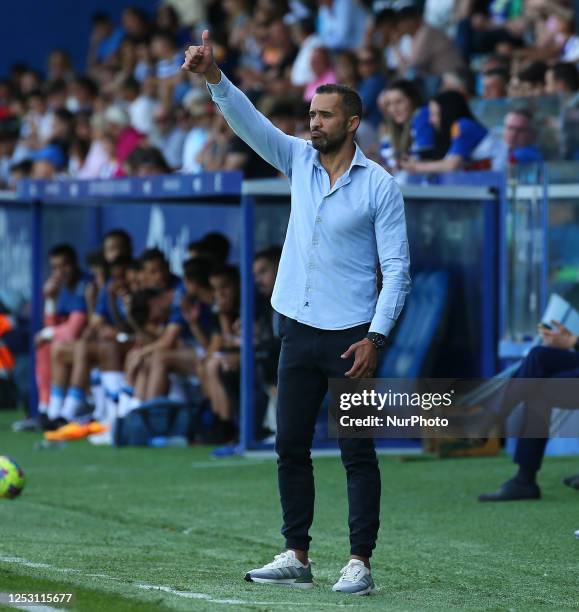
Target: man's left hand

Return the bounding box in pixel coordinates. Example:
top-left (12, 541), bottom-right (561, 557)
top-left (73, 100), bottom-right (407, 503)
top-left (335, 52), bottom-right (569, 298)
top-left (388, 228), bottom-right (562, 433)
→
top-left (342, 339), bottom-right (378, 379)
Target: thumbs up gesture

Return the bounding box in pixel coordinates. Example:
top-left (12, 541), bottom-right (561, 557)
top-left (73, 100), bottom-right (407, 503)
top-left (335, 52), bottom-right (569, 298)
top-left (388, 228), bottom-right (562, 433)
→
top-left (182, 29), bottom-right (215, 75)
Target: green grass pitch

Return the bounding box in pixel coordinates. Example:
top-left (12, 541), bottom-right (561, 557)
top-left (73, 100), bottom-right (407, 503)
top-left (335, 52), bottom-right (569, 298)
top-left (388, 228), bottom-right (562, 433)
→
top-left (0, 409), bottom-right (578, 611)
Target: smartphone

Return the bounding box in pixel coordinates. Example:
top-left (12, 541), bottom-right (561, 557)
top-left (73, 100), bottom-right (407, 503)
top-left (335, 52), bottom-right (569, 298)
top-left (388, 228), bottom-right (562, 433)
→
top-left (538, 322), bottom-right (552, 331)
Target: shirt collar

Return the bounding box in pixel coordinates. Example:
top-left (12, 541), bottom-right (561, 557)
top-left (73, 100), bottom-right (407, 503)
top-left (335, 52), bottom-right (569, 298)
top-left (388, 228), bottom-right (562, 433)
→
top-left (312, 142), bottom-right (368, 172)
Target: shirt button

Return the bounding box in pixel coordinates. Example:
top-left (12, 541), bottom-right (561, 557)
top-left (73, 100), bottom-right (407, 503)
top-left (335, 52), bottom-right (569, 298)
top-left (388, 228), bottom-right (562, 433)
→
top-left (315, 216), bottom-right (322, 223)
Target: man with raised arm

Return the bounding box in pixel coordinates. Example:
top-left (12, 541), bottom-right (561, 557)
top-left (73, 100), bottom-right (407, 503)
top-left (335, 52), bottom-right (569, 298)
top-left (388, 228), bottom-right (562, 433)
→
top-left (183, 30), bottom-right (410, 596)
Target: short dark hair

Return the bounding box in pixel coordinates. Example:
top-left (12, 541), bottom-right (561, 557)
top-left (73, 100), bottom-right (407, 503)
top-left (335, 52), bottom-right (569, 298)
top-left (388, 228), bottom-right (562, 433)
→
top-left (314, 84), bottom-right (363, 122)
top-left (254, 245), bottom-right (282, 265)
top-left (551, 62), bottom-right (579, 91)
top-left (484, 67), bottom-right (509, 83)
top-left (103, 229), bottom-right (133, 256)
top-left (130, 288), bottom-right (161, 327)
top-left (518, 61), bottom-right (548, 85)
top-left (183, 257), bottom-right (212, 288)
top-left (140, 247), bottom-right (169, 268)
top-left (109, 255), bottom-right (133, 270)
top-left (209, 264), bottom-right (240, 285)
top-left (201, 232), bottom-right (231, 265)
top-left (49, 243), bottom-right (77, 265)
top-left (85, 249), bottom-right (106, 268)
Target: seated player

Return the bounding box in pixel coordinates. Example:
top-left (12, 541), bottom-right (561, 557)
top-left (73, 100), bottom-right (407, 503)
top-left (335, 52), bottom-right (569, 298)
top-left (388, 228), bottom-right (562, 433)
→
top-left (84, 250), bottom-right (107, 318)
top-left (202, 264), bottom-right (241, 443)
top-left (253, 246), bottom-right (282, 437)
top-left (48, 254), bottom-right (134, 426)
top-left (139, 257), bottom-right (217, 402)
top-left (34, 244), bottom-right (89, 428)
top-left (123, 248), bottom-right (181, 389)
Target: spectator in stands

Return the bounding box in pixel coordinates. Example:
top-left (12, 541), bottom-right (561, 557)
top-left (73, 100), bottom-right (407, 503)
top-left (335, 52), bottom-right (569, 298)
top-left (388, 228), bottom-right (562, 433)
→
top-left (88, 12), bottom-right (125, 69)
top-left (69, 76), bottom-right (99, 114)
top-left (394, 5), bottom-right (465, 79)
top-left (149, 104), bottom-right (186, 169)
top-left (482, 68), bottom-right (509, 99)
top-left (441, 68), bottom-right (476, 99)
top-left (119, 76), bottom-right (156, 136)
top-left (356, 46), bottom-right (387, 127)
top-left (317, 0), bottom-right (369, 51)
top-left (335, 51), bottom-right (360, 91)
top-left (545, 62), bottom-right (579, 96)
top-left (286, 16), bottom-right (322, 89)
top-left (508, 61), bottom-right (547, 98)
top-left (124, 145), bottom-right (170, 176)
top-left (35, 244), bottom-right (89, 427)
top-left (304, 47), bottom-right (337, 102)
top-left (31, 144), bottom-right (67, 179)
top-left (122, 6), bottom-right (151, 45)
top-left (400, 90), bottom-right (487, 174)
top-left (454, 0), bottom-right (525, 62)
top-left (151, 31), bottom-right (184, 104)
top-left (489, 109), bottom-right (544, 171)
top-left (8, 159), bottom-right (32, 188)
top-left (103, 105), bottom-right (144, 171)
top-left (181, 90), bottom-right (213, 173)
top-left (47, 49), bottom-right (73, 83)
top-left (378, 79), bottom-right (434, 173)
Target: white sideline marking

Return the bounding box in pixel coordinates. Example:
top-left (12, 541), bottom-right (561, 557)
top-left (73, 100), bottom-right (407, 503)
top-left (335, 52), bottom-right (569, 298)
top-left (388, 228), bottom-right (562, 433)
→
top-left (0, 556), bottom-right (355, 608)
top-left (190, 459), bottom-right (269, 469)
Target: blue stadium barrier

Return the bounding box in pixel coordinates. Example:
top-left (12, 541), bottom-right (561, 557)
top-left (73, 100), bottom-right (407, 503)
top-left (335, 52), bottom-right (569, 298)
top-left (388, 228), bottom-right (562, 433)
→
top-left (3, 171), bottom-right (505, 453)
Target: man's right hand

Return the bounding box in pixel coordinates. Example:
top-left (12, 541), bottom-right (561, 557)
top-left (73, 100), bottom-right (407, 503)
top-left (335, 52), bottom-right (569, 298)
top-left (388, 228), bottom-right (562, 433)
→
top-left (182, 30), bottom-right (219, 82)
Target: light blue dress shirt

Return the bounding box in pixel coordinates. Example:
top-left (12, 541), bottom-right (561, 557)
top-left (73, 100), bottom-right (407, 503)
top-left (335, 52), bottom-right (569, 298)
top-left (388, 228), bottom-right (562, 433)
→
top-left (207, 73), bottom-right (411, 336)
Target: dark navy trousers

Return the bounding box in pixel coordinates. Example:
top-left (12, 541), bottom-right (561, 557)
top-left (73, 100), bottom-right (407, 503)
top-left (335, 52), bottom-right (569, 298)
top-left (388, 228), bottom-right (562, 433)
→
top-left (275, 316), bottom-right (380, 558)
top-left (509, 346), bottom-right (579, 471)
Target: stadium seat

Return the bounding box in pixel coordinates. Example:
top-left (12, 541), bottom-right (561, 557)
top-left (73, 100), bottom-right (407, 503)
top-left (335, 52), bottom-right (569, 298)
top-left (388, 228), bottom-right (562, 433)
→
top-left (376, 270), bottom-right (449, 378)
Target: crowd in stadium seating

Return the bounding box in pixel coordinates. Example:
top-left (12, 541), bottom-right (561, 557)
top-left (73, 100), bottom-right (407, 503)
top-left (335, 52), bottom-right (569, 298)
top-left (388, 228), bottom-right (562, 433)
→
top-left (1, 0), bottom-right (579, 189)
top-left (22, 230), bottom-right (281, 445)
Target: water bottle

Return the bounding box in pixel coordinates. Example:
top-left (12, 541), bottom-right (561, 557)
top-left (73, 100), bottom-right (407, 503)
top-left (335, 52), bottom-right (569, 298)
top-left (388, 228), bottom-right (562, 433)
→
top-left (149, 436), bottom-right (188, 448)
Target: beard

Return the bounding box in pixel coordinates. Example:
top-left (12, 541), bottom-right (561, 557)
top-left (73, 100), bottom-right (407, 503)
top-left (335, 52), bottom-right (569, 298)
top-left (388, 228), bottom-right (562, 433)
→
top-left (311, 127), bottom-right (349, 154)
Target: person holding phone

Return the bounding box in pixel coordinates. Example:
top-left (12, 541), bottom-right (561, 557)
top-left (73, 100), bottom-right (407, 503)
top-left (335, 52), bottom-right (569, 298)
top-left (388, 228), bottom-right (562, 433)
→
top-left (479, 319), bottom-right (579, 502)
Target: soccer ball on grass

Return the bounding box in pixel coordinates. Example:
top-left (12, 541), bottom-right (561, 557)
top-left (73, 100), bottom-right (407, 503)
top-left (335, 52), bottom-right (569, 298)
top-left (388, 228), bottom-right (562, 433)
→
top-left (0, 455), bottom-right (25, 499)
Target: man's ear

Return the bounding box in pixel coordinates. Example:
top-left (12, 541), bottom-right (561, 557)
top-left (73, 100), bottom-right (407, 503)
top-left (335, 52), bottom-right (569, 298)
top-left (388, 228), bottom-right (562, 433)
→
top-left (348, 115), bottom-right (361, 133)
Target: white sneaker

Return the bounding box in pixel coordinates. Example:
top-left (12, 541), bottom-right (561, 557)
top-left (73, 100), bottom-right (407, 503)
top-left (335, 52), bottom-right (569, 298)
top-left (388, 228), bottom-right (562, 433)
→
top-left (332, 559), bottom-right (375, 595)
top-left (245, 550), bottom-right (314, 589)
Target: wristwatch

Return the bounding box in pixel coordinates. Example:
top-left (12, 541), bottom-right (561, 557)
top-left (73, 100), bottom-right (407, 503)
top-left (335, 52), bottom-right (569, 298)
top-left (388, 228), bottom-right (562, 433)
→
top-left (366, 332), bottom-right (387, 351)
